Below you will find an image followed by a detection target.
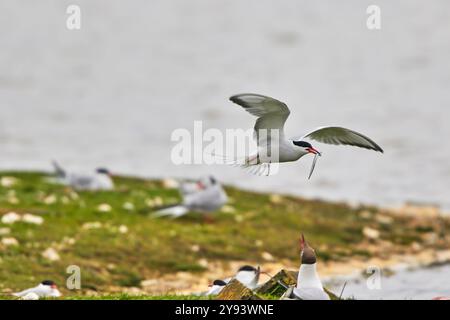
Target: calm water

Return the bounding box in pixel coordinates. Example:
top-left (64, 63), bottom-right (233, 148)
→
top-left (1, 0), bottom-right (450, 210)
top-left (328, 264), bottom-right (450, 300)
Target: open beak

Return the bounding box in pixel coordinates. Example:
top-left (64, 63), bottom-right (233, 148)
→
top-left (306, 147), bottom-right (321, 156)
top-left (299, 233), bottom-right (305, 251)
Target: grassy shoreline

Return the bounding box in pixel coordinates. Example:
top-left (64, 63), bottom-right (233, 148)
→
top-left (1, 171), bottom-right (449, 299)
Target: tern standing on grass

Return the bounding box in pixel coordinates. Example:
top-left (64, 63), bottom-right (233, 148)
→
top-left (227, 93), bottom-right (383, 177)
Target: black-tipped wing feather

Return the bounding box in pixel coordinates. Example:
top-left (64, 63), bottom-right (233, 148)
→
top-left (302, 126), bottom-right (383, 153)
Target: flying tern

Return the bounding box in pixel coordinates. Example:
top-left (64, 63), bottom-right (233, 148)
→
top-left (227, 93), bottom-right (383, 177)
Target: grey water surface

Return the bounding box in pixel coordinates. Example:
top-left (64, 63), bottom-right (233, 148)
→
top-left (328, 264), bottom-right (450, 300)
top-left (1, 1), bottom-right (450, 209)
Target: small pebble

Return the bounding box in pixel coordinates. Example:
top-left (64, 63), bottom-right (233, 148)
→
top-left (363, 227), bottom-right (380, 240)
top-left (1, 237), bottom-right (19, 247)
top-left (22, 214), bottom-right (44, 225)
top-left (1, 212), bottom-right (21, 224)
top-left (42, 247), bottom-right (60, 261)
top-left (97, 203), bottom-right (112, 212)
top-left (0, 176), bottom-right (18, 188)
top-left (118, 225), bottom-right (128, 234)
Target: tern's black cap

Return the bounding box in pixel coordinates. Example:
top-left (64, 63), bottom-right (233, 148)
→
top-left (213, 280), bottom-right (227, 286)
top-left (96, 168), bottom-right (110, 174)
top-left (293, 141), bottom-right (313, 148)
top-left (41, 280), bottom-right (56, 286)
top-left (300, 234), bottom-right (317, 265)
top-left (238, 265), bottom-right (257, 272)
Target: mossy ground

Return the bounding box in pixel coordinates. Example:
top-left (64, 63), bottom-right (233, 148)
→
top-left (0, 171), bottom-right (449, 299)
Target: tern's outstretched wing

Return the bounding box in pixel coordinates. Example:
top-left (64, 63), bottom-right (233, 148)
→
top-left (230, 94), bottom-right (290, 141)
top-left (301, 126), bottom-right (383, 153)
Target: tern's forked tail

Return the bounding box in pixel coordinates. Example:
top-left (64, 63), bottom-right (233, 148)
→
top-left (52, 160), bottom-right (66, 178)
top-left (209, 152), bottom-right (276, 176)
top-left (152, 204), bottom-right (188, 219)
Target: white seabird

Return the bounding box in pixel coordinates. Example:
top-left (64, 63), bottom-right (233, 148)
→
top-left (203, 265), bottom-right (261, 296)
top-left (290, 234), bottom-right (330, 300)
top-left (227, 93), bottom-right (383, 177)
top-left (154, 176), bottom-right (227, 219)
top-left (204, 279), bottom-right (227, 296)
top-left (52, 161), bottom-right (114, 191)
top-left (13, 280), bottom-right (62, 299)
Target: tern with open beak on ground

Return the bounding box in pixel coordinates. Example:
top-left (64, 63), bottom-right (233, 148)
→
top-left (153, 176), bottom-right (227, 219)
top-left (226, 93), bottom-right (383, 177)
top-left (13, 280), bottom-right (61, 299)
top-left (282, 234), bottom-right (330, 300)
top-left (51, 160), bottom-right (114, 191)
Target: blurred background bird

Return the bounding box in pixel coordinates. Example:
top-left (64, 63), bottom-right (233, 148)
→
top-left (13, 280), bottom-right (61, 299)
top-left (153, 176), bottom-right (227, 219)
top-left (51, 161), bottom-right (114, 191)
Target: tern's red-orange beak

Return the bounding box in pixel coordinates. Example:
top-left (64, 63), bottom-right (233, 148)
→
top-left (51, 284), bottom-right (57, 289)
top-left (306, 147), bottom-right (321, 155)
top-left (197, 182), bottom-right (205, 190)
top-left (299, 233), bottom-right (305, 251)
